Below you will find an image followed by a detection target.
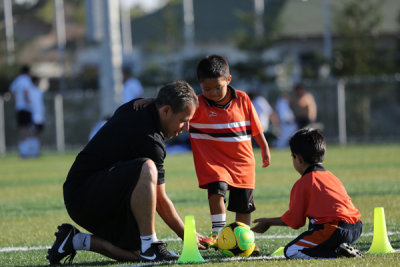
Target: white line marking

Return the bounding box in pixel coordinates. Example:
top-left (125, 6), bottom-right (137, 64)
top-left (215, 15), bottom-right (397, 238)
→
top-left (1, 231), bottom-right (399, 253)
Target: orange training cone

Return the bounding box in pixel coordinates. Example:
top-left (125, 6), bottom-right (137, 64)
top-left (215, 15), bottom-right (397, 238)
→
top-left (367, 207), bottom-right (395, 254)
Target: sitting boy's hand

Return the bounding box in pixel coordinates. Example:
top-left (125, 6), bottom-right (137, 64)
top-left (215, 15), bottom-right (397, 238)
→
top-left (251, 218), bottom-right (271, 233)
top-left (133, 98), bottom-right (154, 110)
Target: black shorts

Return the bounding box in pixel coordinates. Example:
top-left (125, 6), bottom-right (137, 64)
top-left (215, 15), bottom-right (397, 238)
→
top-left (207, 181), bottom-right (256, 214)
top-left (34, 124), bottom-right (44, 134)
top-left (16, 110), bottom-right (31, 127)
top-left (63, 158), bottom-right (149, 251)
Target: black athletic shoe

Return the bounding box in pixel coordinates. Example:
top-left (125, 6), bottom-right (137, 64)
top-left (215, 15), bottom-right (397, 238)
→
top-left (46, 223), bottom-right (81, 265)
top-left (139, 241), bottom-right (179, 262)
top-left (336, 243), bottom-right (363, 258)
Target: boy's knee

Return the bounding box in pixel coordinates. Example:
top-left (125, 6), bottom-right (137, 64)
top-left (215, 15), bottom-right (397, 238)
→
top-left (284, 244), bottom-right (314, 259)
top-left (207, 181), bottom-right (228, 197)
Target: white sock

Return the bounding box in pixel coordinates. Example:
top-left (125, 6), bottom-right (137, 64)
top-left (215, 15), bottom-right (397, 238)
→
top-left (72, 233), bottom-right (91, 251)
top-left (140, 233), bottom-right (158, 252)
top-left (211, 213), bottom-right (226, 233)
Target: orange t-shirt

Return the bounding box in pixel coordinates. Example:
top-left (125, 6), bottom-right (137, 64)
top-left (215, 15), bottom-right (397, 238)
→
top-left (189, 88), bottom-right (263, 189)
top-left (281, 164), bottom-right (361, 229)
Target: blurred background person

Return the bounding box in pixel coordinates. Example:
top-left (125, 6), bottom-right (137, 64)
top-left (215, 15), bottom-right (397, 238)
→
top-left (248, 90), bottom-right (280, 145)
top-left (274, 92), bottom-right (297, 148)
top-left (292, 83), bottom-right (317, 129)
top-left (122, 66), bottom-right (144, 104)
top-left (9, 65), bottom-right (33, 157)
top-left (26, 76), bottom-right (45, 157)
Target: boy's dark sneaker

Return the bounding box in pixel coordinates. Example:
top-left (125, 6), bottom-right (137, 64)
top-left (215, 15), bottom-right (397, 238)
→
top-left (139, 241), bottom-right (179, 262)
top-left (46, 223), bottom-right (81, 265)
top-left (336, 243), bottom-right (363, 258)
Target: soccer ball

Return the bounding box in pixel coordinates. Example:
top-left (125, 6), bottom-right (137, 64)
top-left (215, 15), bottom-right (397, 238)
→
top-left (217, 222), bottom-right (255, 257)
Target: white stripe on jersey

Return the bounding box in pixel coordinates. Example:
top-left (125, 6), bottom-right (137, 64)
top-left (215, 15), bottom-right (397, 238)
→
top-left (190, 133), bottom-right (251, 142)
top-left (299, 239), bottom-right (318, 246)
top-left (190, 121), bottom-right (250, 129)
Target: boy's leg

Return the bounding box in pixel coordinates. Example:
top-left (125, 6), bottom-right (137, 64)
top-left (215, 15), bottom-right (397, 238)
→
top-left (284, 221), bottom-right (362, 259)
top-left (235, 213), bottom-right (251, 225)
top-left (199, 182), bottom-right (228, 248)
top-left (228, 187), bottom-right (259, 255)
top-left (208, 182), bottom-right (228, 233)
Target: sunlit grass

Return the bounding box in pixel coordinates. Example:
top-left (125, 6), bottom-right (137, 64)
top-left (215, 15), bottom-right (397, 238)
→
top-left (0, 144), bottom-right (399, 266)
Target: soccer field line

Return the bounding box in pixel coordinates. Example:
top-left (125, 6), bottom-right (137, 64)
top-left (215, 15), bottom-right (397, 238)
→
top-left (1, 231), bottom-right (399, 253)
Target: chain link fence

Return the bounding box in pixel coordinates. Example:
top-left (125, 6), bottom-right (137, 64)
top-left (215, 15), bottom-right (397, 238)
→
top-left (1, 76), bottom-right (399, 153)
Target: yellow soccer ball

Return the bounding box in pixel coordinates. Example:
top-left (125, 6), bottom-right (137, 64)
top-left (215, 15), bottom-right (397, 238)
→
top-left (217, 222), bottom-right (255, 257)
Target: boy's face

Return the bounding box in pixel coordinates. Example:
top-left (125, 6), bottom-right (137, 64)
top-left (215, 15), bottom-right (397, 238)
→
top-left (200, 76), bottom-right (232, 103)
top-left (291, 153), bottom-right (303, 175)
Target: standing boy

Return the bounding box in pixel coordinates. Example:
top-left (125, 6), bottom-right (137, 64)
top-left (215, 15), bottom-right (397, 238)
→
top-left (27, 76), bottom-right (45, 157)
top-left (252, 128), bottom-right (362, 259)
top-left (190, 55), bottom-right (271, 253)
top-left (133, 55), bottom-right (271, 254)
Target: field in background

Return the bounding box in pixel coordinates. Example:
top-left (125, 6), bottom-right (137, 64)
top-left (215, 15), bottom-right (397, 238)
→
top-left (0, 144), bottom-right (399, 266)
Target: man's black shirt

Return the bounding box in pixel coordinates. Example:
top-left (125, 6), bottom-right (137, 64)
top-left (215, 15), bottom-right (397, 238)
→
top-left (67, 101), bottom-right (166, 184)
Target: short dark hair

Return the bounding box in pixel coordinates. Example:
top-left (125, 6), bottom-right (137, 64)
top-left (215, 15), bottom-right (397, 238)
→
top-left (289, 128), bottom-right (326, 164)
top-left (20, 65), bottom-right (30, 74)
top-left (196, 54), bottom-right (230, 82)
top-left (156, 80), bottom-right (198, 113)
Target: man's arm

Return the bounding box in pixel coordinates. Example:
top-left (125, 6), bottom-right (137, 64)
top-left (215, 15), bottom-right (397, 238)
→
top-left (156, 183), bottom-right (185, 239)
top-left (156, 184), bottom-right (207, 249)
top-left (251, 217), bottom-right (287, 234)
top-left (133, 98), bottom-right (155, 110)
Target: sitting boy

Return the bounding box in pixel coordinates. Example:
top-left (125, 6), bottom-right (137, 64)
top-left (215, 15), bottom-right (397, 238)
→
top-left (251, 128), bottom-right (362, 259)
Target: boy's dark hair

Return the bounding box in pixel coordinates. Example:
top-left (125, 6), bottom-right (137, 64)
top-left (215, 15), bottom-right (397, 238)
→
top-left (156, 80), bottom-right (198, 114)
top-left (20, 65), bottom-right (30, 74)
top-left (196, 54), bottom-right (230, 82)
top-left (289, 128), bottom-right (326, 164)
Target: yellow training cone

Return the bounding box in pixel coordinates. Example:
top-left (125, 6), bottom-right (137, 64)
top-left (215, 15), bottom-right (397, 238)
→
top-left (271, 246), bottom-right (285, 256)
top-left (177, 215), bottom-right (205, 263)
top-left (367, 207), bottom-right (395, 254)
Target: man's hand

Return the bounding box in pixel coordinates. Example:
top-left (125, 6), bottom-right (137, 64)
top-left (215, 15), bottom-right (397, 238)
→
top-left (251, 218), bottom-right (271, 234)
top-left (196, 233), bottom-right (207, 250)
top-left (133, 98), bottom-right (154, 110)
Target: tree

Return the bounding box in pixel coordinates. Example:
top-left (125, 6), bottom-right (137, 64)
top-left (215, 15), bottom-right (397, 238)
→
top-left (332, 0), bottom-right (383, 76)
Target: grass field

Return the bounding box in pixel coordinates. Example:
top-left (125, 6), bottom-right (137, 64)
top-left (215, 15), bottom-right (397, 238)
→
top-left (0, 144), bottom-right (399, 266)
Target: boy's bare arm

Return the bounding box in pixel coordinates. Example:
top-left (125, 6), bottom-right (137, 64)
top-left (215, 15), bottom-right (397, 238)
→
top-left (251, 217), bottom-right (287, 233)
top-left (253, 133), bottom-right (271, 167)
top-left (133, 98), bottom-right (155, 110)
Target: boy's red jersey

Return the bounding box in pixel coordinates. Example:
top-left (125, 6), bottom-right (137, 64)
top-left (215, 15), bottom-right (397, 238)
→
top-left (281, 164), bottom-right (361, 229)
top-left (189, 88), bottom-right (263, 189)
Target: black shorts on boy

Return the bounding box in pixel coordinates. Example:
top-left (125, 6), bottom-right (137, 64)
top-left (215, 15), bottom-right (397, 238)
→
top-left (207, 181), bottom-right (255, 214)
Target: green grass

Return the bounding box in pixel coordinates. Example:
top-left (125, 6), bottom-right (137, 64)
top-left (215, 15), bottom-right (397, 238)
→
top-left (0, 144), bottom-right (400, 266)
